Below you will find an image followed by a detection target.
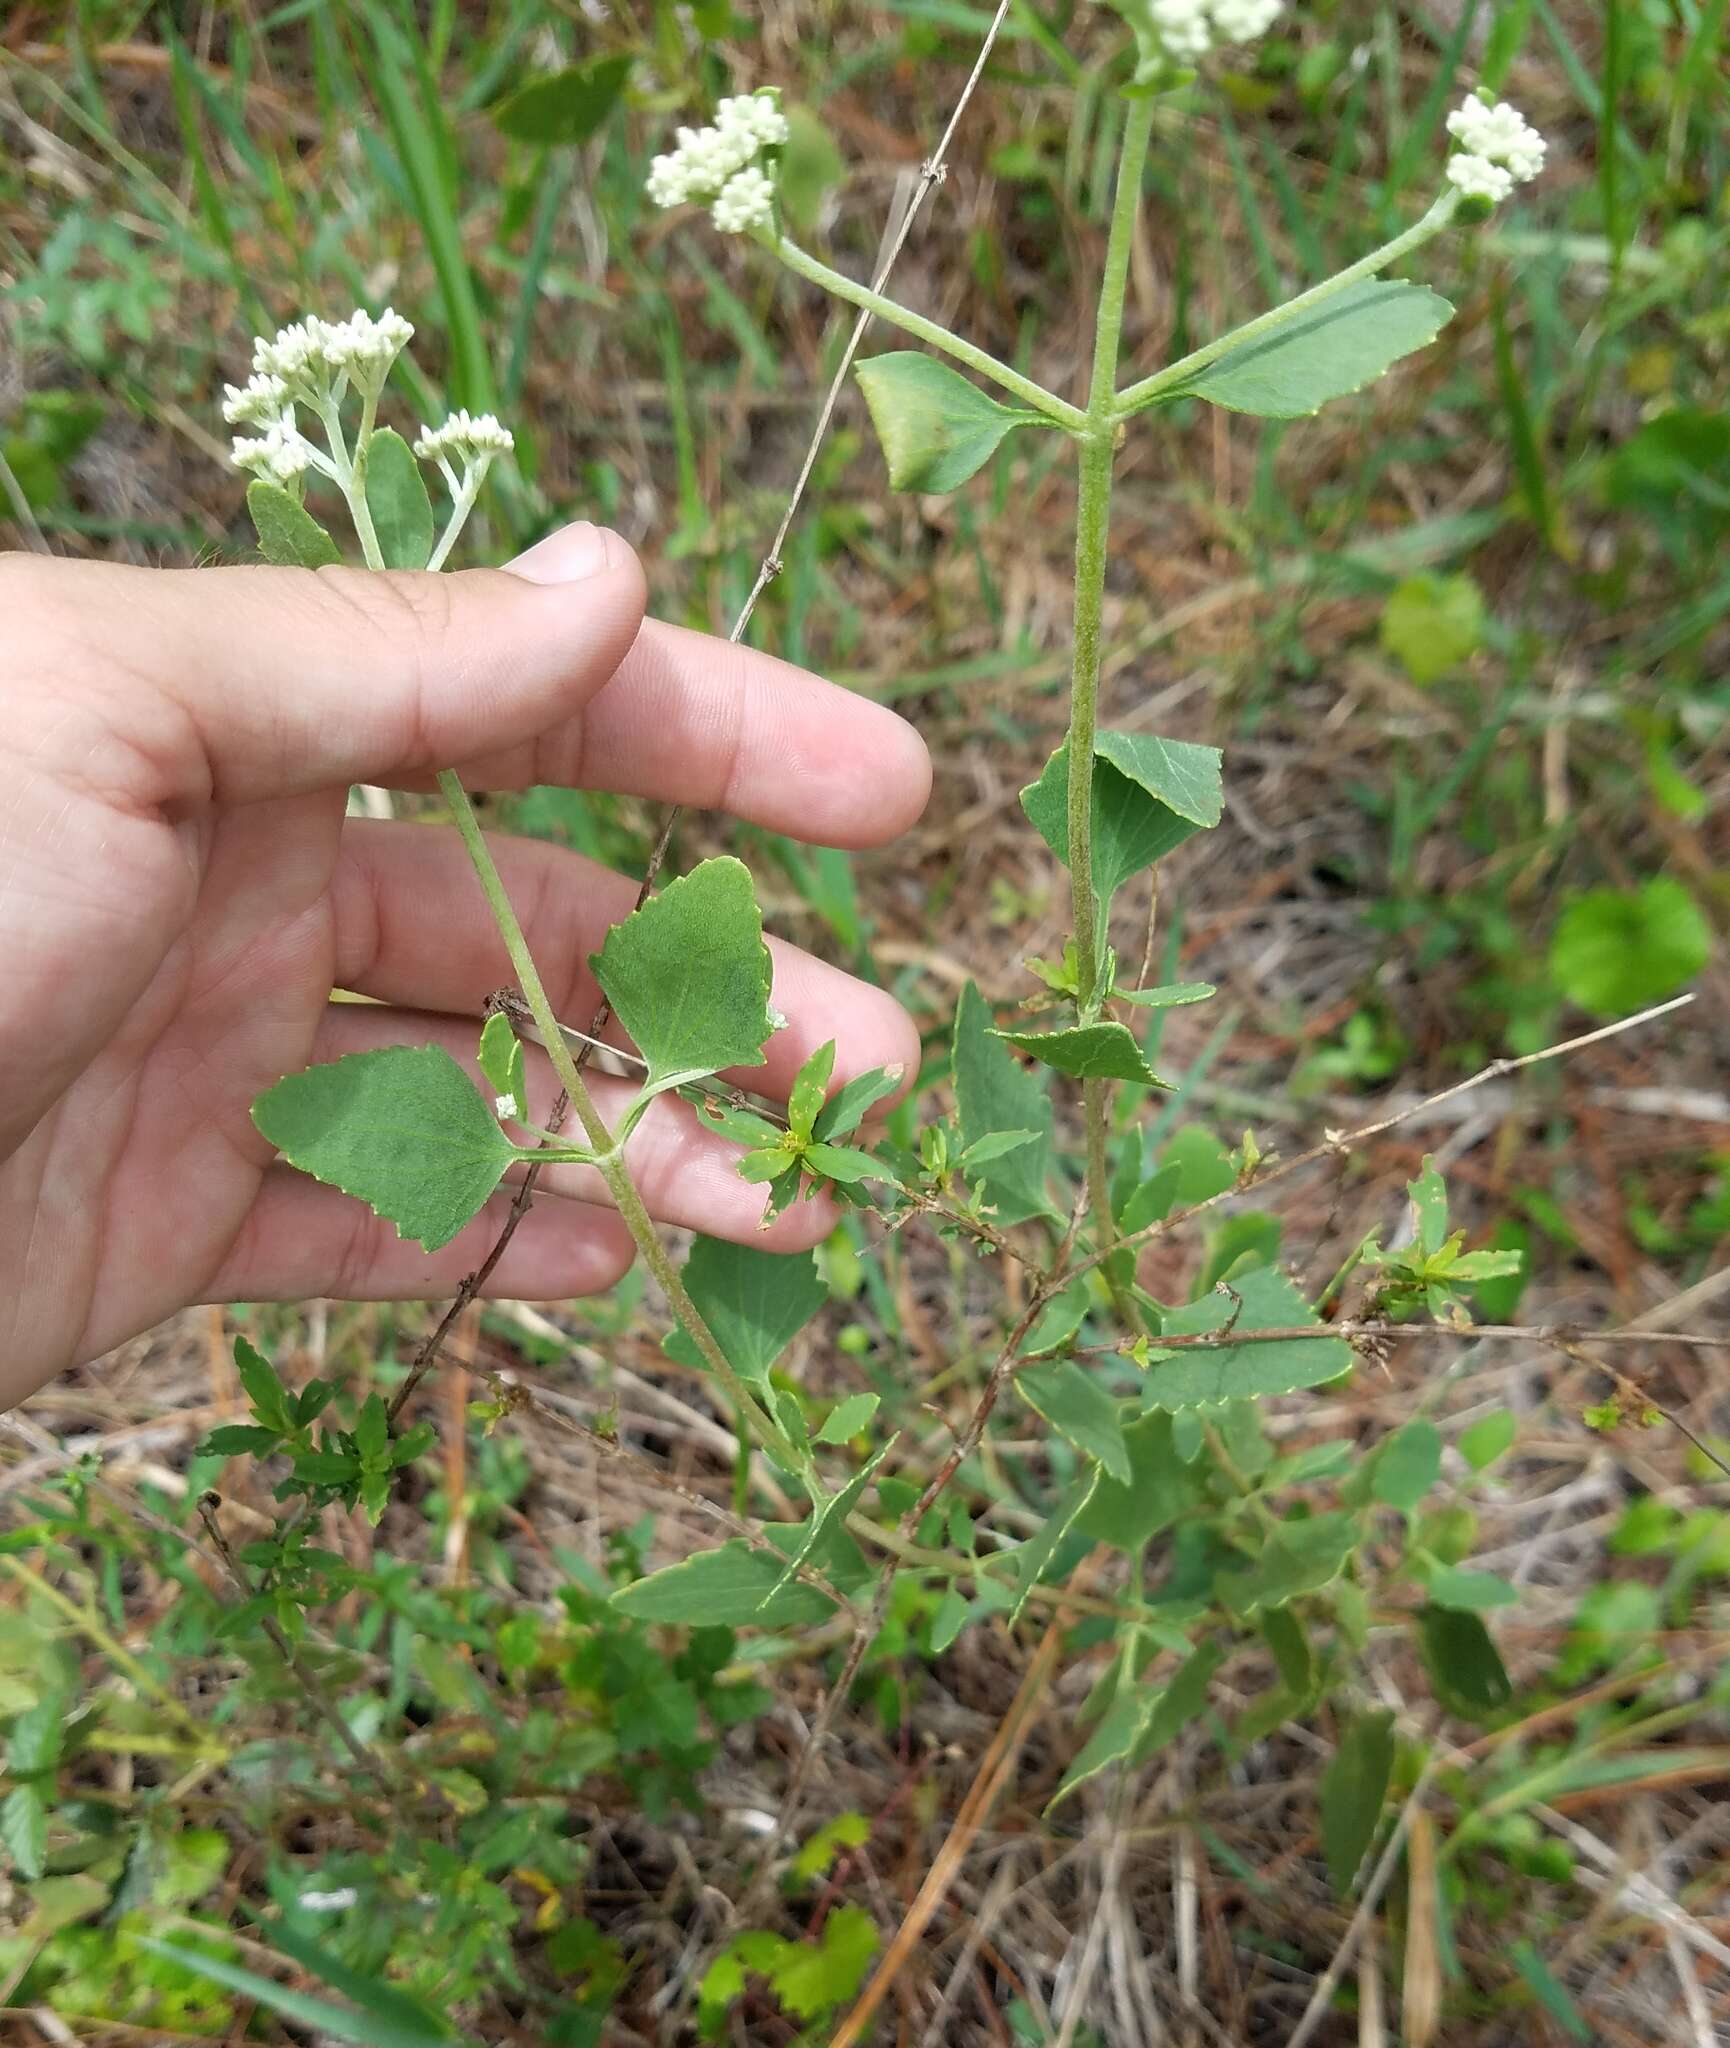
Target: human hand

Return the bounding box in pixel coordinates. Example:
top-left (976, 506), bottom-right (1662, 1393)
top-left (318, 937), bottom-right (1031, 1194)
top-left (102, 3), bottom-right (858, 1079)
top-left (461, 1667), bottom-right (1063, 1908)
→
top-left (0, 524), bottom-right (930, 1407)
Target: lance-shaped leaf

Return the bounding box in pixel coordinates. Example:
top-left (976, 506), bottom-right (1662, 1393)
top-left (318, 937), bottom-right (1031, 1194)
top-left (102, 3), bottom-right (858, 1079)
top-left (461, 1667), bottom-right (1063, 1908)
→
top-left (1320, 1710), bottom-right (1396, 1894)
top-left (614, 1515), bottom-right (873, 1628)
top-left (664, 1237), bottom-right (827, 1398)
top-left (1022, 731), bottom-right (1223, 911)
top-left (1166, 279), bottom-right (1455, 420)
top-left (1417, 1606), bottom-right (1513, 1720)
top-left (1141, 1266), bottom-right (1353, 1410)
top-left (760, 1440), bottom-right (895, 1608)
top-left (855, 352), bottom-right (1049, 494)
top-left (953, 981), bottom-right (1053, 1224)
top-left (993, 1021), bottom-right (1168, 1086)
top-left (252, 1045), bottom-right (517, 1250)
top-left (1009, 1470), bottom-right (1097, 1625)
top-left (246, 480), bottom-right (341, 569)
top-left (591, 856), bottom-right (774, 1091)
top-left (363, 427), bottom-right (434, 571)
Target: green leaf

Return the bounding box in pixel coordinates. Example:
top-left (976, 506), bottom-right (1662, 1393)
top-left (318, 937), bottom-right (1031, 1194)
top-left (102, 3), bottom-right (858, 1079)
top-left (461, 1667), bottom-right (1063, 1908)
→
top-left (355, 1393), bottom-right (389, 1465)
top-left (958, 1130), bottom-right (1041, 1170)
top-left (815, 1394), bottom-right (880, 1445)
top-left (613, 1535), bottom-right (844, 1628)
top-left (253, 1046), bottom-right (516, 1252)
top-left (1459, 1410), bottom-right (1516, 1471)
top-left (1260, 1606), bottom-right (1313, 1697)
top-left (1170, 280), bottom-right (1454, 419)
top-left (1380, 571), bottom-right (1486, 684)
top-left (1417, 1606), bottom-right (1513, 1720)
top-left (1371, 1420), bottom-right (1442, 1512)
top-left (197, 1423), bottom-right (283, 1458)
top-left (1021, 1278), bottom-right (1093, 1357)
top-left (768, 1902), bottom-right (878, 2022)
top-left (262, 1916), bottom-right (459, 2043)
top-left (1022, 732), bottom-right (1223, 910)
top-left (363, 428), bottom-right (434, 571)
top-left (786, 1041), bottom-right (835, 1142)
top-left (1075, 1413), bottom-right (1202, 1552)
top-left (1419, 1564), bottom-right (1519, 1612)
top-left (952, 981), bottom-right (1053, 1223)
top-left (1218, 1513), bottom-right (1358, 1617)
top-left (1049, 1691), bottom-right (1147, 1807)
top-left (246, 479), bottom-right (341, 569)
top-left (1142, 1267), bottom-right (1353, 1410)
top-left (1549, 878), bottom-right (1711, 1016)
top-left (1115, 981), bottom-right (1216, 1009)
top-left (1408, 1158), bottom-right (1449, 1256)
top-left (761, 1441), bottom-right (893, 1607)
top-left (1319, 1710), bottom-right (1395, 1894)
top-left (1017, 1362), bottom-right (1131, 1483)
top-left (1136, 1638), bottom-right (1223, 1759)
top-left (0, 1784), bottom-right (47, 1880)
top-left (476, 1011), bottom-right (526, 1121)
top-left (133, 1939), bottom-right (462, 2048)
top-left (489, 56), bottom-right (633, 145)
top-left (1009, 1470), bottom-right (1096, 1625)
top-left (855, 351), bottom-right (1047, 494)
top-left (664, 1237), bottom-right (826, 1399)
top-left (591, 857), bottom-right (774, 1090)
top-left (929, 1584), bottom-right (971, 1653)
top-left (233, 1335), bottom-right (293, 1434)
top-left (993, 1021), bottom-right (1168, 1086)
top-left (778, 103), bottom-right (844, 234)
top-left (791, 1811), bottom-right (869, 1885)
top-left (804, 1142), bottom-right (887, 1186)
top-left (812, 1063), bottom-right (904, 1142)
top-left (697, 1100), bottom-right (786, 1150)
top-left (1508, 1940), bottom-right (1591, 2042)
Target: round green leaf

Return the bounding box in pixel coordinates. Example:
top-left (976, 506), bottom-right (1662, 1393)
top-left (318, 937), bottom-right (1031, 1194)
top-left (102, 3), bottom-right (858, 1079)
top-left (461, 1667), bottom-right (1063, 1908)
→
top-left (1550, 877), bottom-right (1710, 1016)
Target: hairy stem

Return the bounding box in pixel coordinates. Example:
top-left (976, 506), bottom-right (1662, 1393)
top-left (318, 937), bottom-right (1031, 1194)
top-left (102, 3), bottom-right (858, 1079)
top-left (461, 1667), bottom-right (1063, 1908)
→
top-left (1067, 93), bottom-right (1156, 1284)
top-left (768, 232), bottom-right (1090, 432)
top-left (1113, 189), bottom-right (1460, 417)
top-left (433, 768), bottom-right (805, 1476)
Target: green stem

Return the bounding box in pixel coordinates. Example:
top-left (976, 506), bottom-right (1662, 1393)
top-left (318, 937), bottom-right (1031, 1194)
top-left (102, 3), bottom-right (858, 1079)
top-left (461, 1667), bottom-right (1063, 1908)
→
top-left (427, 469), bottom-right (480, 572)
top-left (1113, 190), bottom-right (1460, 418)
top-left (767, 232), bottom-right (1090, 432)
top-left (343, 389), bottom-right (386, 569)
top-left (433, 768), bottom-right (805, 1477)
top-left (1067, 94), bottom-right (1156, 1294)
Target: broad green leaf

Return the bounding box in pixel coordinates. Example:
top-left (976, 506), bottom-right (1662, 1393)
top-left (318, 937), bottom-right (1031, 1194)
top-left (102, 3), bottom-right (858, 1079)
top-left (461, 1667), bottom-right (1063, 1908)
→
top-left (762, 1441), bottom-right (894, 1606)
top-left (664, 1237), bottom-right (826, 1398)
top-left (1142, 1267), bottom-right (1353, 1410)
top-left (1419, 1563), bottom-right (1519, 1612)
top-left (489, 56), bottom-right (632, 144)
top-left (1408, 1158), bottom-right (1449, 1256)
top-left (198, 1423), bottom-right (282, 1457)
top-left (1218, 1513), bottom-right (1357, 1617)
top-left (787, 1041), bottom-right (835, 1141)
top-left (1009, 1470), bottom-right (1097, 1624)
top-left (1549, 877), bottom-right (1710, 1017)
top-left (1371, 1420), bottom-right (1442, 1511)
top-left (233, 1335), bottom-right (293, 1433)
top-left (0, 1783), bottom-right (46, 1879)
top-left (253, 1046), bottom-right (516, 1251)
top-left (1259, 1607), bottom-right (1313, 1697)
top-left (591, 857), bottom-right (773, 1089)
top-left (1459, 1410), bottom-right (1516, 1471)
top-left (1075, 1413), bottom-right (1202, 1552)
top-left (1170, 279), bottom-right (1454, 419)
top-left (791, 1811), bottom-right (869, 1885)
top-left (1022, 732), bottom-right (1224, 910)
top-left (952, 980), bottom-right (1053, 1223)
top-left (855, 352), bottom-right (1048, 494)
top-left (476, 1012), bottom-right (526, 1121)
top-left (1380, 571), bottom-right (1485, 684)
top-left (768, 1902), bottom-right (878, 2022)
top-left (1417, 1605), bottom-right (1513, 1720)
top-left (246, 479), bottom-right (341, 569)
top-left (1017, 1361), bottom-right (1131, 1483)
top-left (815, 1393), bottom-right (879, 1445)
top-left (804, 1142), bottom-right (887, 1186)
top-left (929, 1584), bottom-right (971, 1653)
top-left (1049, 1690), bottom-right (1146, 1807)
top-left (812, 1062), bottom-right (904, 1141)
top-left (1116, 981), bottom-right (1216, 1009)
top-left (993, 1021), bottom-right (1168, 1086)
top-left (1134, 1638), bottom-right (1223, 1760)
top-left (133, 1939), bottom-right (462, 2048)
top-left (613, 1536), bottom-right (843, 1628)
top-left (1319, 1710), bottom-right (1395, 1894)
top-left (363, 428), bottom-right (434, 571)
top-left (1021, 1278), bottom-right (1092, 1357)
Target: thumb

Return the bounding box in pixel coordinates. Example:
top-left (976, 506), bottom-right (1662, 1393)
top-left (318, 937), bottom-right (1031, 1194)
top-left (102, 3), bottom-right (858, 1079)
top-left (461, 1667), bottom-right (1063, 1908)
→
top-left (15, 521), bottom-right (646, 808)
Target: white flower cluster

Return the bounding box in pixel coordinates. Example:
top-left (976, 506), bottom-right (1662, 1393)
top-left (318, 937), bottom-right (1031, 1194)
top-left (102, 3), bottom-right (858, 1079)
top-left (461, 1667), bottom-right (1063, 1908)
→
top-left (224, 308), bottom-right (416, 478)
top-left (413, 409), bottom-right (515, 467)
top-left (1444, 97), bottom-right (1546, 205)
top-left (646, 90), bottom-right (788, 235)
top-left (1143, 0), bottom-right (1282, 63)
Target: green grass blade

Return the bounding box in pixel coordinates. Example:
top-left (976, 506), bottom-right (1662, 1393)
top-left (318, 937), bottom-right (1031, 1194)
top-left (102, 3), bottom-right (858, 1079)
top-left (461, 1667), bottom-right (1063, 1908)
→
top-left (133, 1940), bottom-right (466, 2048)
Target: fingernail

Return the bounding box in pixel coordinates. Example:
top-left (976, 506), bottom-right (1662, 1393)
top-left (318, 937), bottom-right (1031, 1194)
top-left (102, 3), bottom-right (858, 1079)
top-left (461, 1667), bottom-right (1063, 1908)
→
top-left (507, 521), bottom-right (620, 585)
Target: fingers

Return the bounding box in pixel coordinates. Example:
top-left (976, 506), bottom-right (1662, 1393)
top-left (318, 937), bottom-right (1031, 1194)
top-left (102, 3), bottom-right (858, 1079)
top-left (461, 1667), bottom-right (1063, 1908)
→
top-left (7, 524), bottom-right (646, 807)
top-left (209, 1168), bottom-right (636, 1305)
top-left (440, 617), bottom-right (932, 850)
top-left (307, 1003), bottom-right (844, 1250)
top-left (331, 819), bottom-right (921, 1100)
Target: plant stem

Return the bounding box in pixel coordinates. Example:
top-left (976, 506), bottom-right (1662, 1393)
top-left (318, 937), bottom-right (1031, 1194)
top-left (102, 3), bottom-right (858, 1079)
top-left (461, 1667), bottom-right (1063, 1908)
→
top-left (432, 769), bottom-right (806, 1477)
top-left (345, 388), bottom-right (385, 568)
top-left (1113, 190), bottom-right (1460, 417)
top-left (1067, 93), bottom-right (1156, 1285)
top-left (768, 232), bottom-right (1090, 432)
